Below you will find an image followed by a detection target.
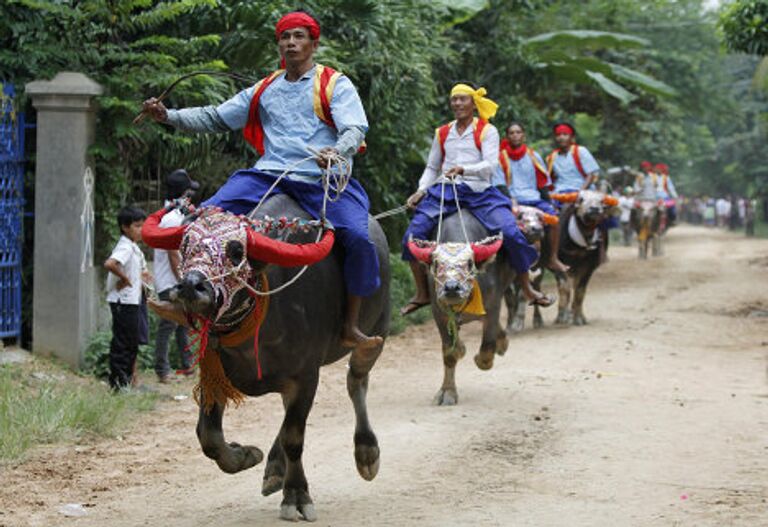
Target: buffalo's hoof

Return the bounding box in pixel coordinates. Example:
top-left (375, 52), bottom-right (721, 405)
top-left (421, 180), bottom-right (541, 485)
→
top-left (495, 333), bottom-right (509, 356)
top-left (280, 489), bottom-right (316, 522)
top-left (555, 311), bottom-right (571, 325)
top-left (262, 474), bottom-right (284, 496)
top-left (433, 388), bottom-right (458, 406)
top-left (533, 313), bottom-right (544, 329)
top-left (354, 444), bottom-right (380, 481)
top-left (215, 442), bottom-right (263, 474)
top-left (474, 351), bottom-right (495, 371)
top-left (573, 314), bottom-right (588, 326)
top-left (509, 317), bottom-right (525, 334)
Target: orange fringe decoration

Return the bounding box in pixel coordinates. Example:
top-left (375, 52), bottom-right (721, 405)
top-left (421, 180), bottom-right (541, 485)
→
top-left (194, 350), bottom-right (246, 414)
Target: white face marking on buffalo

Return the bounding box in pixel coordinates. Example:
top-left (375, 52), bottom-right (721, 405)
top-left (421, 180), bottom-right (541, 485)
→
top-left (576, 190), bottom-right (606, 224)
top-left (517, 206), bottom-right (545, 242)
top-left (430, 243), bottom-right (476, 306)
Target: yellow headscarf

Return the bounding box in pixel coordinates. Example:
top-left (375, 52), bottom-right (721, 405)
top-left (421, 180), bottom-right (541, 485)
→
top-left (450, 84), bottom-right (499, 121)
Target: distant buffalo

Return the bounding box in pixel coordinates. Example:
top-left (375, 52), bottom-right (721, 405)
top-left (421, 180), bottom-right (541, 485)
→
top-left (505, 205), bottom-right (559, 333)
top-left (551, 190), bottom-right (617, 326)
top-left (408, 211), bottom-right (511, 405)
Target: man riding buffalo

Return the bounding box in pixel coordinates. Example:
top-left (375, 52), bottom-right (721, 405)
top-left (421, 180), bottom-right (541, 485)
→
top-left (493, 121), bottom-right (569, 273)
top-left (141, 10), bottom-right (380, 350)
top-left (546, 122), bottom-right (610, 262)
top-left (400, 83), bottom-right (553, 316)
top-left (654, 162), bottom-right (679, 226)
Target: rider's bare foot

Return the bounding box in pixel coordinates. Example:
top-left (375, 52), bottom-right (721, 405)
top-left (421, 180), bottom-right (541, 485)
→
top-left (340, 326), bottom-right (384, 350)
top-left (147, 297), bottom-right (190, 328)
top-left (547, 258), bottom-right (570, 274)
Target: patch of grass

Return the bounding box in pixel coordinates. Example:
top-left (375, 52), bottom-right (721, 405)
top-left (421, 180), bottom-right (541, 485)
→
top-left (389, 253), bottom-right (431, 335)
top-left (0, 363), bottom-right (157, 463)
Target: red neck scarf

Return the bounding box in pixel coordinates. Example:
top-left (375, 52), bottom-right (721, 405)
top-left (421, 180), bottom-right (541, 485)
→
top-left (501, 139), bottom-right (527, 161)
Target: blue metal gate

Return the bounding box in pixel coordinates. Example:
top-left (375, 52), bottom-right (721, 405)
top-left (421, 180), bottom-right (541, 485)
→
top-left (0, 83), bottom-right (24, 340)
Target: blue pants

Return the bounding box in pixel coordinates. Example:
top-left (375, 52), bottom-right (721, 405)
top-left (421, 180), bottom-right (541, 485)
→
top-left (202, 169), bottom-right (380, 297)
top-left (402, 183), bottom-right (538, 274)
top-left (519, 199), bottom-right (557, 216)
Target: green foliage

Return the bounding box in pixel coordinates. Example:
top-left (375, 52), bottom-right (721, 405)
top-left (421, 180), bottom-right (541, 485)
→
top-left (720, 0), bottom-right (768, 55)
top-left (84, 309), bottom-right (195, 379)
top-left (388, 253), bottom-right (431, 335)
top-left (0, 364), bottom-right (157, 463)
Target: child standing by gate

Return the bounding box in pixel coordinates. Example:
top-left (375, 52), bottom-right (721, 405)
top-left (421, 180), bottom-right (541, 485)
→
top-left (104, 206), bottom-right (150, 391)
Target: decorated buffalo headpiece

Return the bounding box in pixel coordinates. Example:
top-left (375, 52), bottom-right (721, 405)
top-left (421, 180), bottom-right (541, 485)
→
top-left (142, 206), bottom-right (335, 323)
top-left (407, 235), bottom-right (502, 306)
top-left (551, 190), bottom-right (618, 225)
top-left (515, 205), bottom-right (559, 242)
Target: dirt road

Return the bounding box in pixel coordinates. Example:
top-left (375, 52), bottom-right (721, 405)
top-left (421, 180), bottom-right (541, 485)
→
top-left (2, 225), bottom-right (767, 526)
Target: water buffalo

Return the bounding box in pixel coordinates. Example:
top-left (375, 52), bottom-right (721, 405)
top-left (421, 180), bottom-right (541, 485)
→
top-left (505, 206), bottom-right (560, 334)
top-left (408, 211), bottom-right (512, 406)
top-left (141, 195), bottom-right (390, 522)
top-left (631, 199), bottom-right (664, 259)
top-left (551, 190), bottom-right (617, 326)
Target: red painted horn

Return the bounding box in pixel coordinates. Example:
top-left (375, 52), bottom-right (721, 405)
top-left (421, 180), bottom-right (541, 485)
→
top-left (407, 239), bottom-right (435, 264)
top-left (471, 237), bottom-right (503, 263)
top-left (141, 208), bottom-right (187, 250)
top-left (603, 195), bottom-right (619, 207)
top-left (246, 227), bottom-right (335, 267)
top-left (550, 192), bottom-right (579, 203)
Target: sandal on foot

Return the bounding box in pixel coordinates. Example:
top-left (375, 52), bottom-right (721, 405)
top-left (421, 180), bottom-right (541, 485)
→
top-left (400, 300), bottom-right (430, 316)
top-left (529, 293), bottom-right (556, 308)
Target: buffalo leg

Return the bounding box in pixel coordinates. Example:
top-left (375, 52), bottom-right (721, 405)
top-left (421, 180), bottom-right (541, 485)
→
top-left (196, 400), bottom-right (264, 474)
top-left (434, 314), bottom-right (464, 406)
top-left (279, 377), bottom-right (319, 522)
top-left (555, 272), bottom-right (572, 324)
top-left (348, 342), bottom-right (384, 481)
top-left (476, 295), bottom-right (505, 370)
top-left (532, 270), bottom-right (545, 329)
top-left (506, 283), bottom-right (526, 335)
top-left (572, 267), bottom-right (595, 326)
top-left (261, 432), bottom-right (285, 497)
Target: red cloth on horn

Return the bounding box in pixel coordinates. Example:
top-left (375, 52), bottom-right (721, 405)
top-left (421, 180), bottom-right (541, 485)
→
top-left (275, 12), bottom-right (320, 41)
top-left (246, 228), bottom-right (335, 267)
top-left (141, 208), bottom-right (186, 250)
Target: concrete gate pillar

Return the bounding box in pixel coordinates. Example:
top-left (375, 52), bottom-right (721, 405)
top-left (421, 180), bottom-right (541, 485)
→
top-left (26, 72), bottom-right (103, 368)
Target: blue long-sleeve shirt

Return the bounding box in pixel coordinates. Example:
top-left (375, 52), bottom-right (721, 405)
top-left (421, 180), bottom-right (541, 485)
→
top-left (166, 65), bottom-right (368, 181)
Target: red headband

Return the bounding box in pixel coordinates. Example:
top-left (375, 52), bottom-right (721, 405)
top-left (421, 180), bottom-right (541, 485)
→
top-left (654, 163), bottom-right (669, 174)
top-left (640, 161), bottom-right (652, 170)
top-left (554, 124), bottom-right (575, 136)
top-left (275, 12), bottom-right (320, 41)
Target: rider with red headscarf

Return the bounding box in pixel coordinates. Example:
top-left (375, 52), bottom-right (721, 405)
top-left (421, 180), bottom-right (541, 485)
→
top-left (141, 11), bottom-right (381, 350)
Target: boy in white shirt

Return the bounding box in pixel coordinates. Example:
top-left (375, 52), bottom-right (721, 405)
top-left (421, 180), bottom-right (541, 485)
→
top-left (104, 206), bottom-right (150, 390)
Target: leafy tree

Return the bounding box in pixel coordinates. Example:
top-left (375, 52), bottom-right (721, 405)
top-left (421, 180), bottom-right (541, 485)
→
top-left (720, 0), bottom-right (768, 55)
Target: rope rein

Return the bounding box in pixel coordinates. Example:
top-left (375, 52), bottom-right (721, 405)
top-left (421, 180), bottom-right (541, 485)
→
top-left (216, 147), bottom-right (351, 298)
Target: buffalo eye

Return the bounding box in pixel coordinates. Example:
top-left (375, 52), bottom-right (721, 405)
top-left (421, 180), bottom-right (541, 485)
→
top-left (225, 240), bottom-right (244, 266)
